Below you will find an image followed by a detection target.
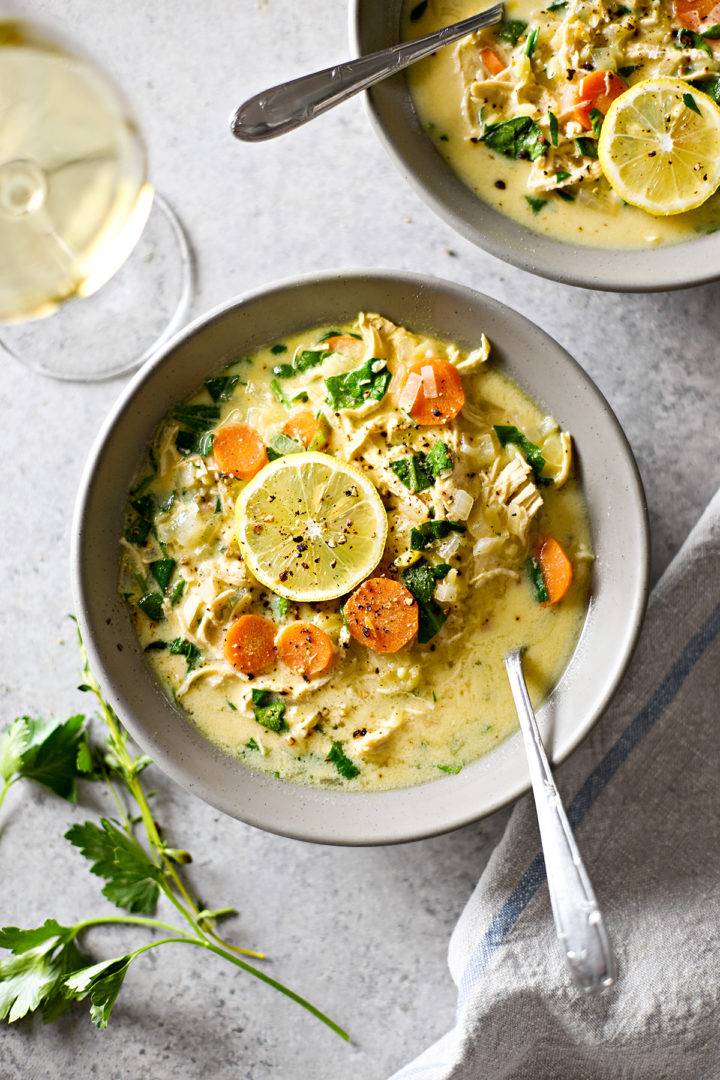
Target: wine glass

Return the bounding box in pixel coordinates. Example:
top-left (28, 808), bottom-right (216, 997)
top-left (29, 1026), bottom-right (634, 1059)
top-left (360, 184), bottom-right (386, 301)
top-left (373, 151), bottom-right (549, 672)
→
top-left (0, 15), bottom-right (192, 380)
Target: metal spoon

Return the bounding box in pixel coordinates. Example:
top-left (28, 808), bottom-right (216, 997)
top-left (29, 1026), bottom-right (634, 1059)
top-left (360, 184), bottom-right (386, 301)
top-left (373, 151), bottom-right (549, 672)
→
top-left (504, 649), bottom-right (616, 995)
top-left (230, 3), bottom-right (504, 142)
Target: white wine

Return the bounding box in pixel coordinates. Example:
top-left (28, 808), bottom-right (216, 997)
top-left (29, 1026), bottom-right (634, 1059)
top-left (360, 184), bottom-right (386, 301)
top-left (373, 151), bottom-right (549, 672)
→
top-left (0, 20), bottom-right (152, 322)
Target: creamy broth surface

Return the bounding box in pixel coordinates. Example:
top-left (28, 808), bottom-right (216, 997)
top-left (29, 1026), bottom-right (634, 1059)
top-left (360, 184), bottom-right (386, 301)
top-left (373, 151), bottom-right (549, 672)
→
top-left (403, 0), bottom-right (720, 248)
top-left (120, 315), bottom-right (592, 791)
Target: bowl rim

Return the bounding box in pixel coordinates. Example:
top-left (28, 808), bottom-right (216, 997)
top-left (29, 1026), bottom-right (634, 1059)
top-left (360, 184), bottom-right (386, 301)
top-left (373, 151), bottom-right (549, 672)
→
top-left (348, 0), bottom-right (720, 293)
top-left (72, 267), bottom-right (650, 845)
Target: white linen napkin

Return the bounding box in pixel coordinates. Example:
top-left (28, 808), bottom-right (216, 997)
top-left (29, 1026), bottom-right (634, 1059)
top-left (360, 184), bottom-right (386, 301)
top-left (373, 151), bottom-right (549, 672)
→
top-left (391, 489), bottom-right (720, 1080)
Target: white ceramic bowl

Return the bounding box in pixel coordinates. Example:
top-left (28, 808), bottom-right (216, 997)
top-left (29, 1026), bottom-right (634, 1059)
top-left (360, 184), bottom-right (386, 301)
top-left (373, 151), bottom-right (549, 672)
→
top-left (72, 270), bottom-right (649, 845)
top-left (350, 1), bottom-right (720, 292)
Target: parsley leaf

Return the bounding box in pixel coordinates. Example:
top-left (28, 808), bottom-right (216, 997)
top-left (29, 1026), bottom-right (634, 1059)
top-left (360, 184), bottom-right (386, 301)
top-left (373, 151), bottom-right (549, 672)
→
top-left (245, 737), bottom-right (259, 751)
top-left (0, 921), bottom-right (90, 1023)
top-left (525, 195), bottom-right (548, 215)
top-left (437, 763), bottom-right (463, 774)
top-left (204, 376), bottom-right (239, 403)
top-left (0, 715), bottom-right (90, 801)
top-left (65, 817), bottom-right (164, 914)
top-left (494, 424), bottom-right (547, 482)
top-left (480, 116), bottom-right (546, 161)
top-left (527, 555), bottom-right (550, 603)
top-left (410, 519), bottom-right (466, 552)
top-left (169, 638), bottom-right (202, 672)
top-left (64, 954), bottom-right (133, 1029)
top-left (326, 741), bottom-right (360, 780)
top-left (325, 358), bottom-right (390, 410)
top-left (497, 18), bottom-right (527, 45)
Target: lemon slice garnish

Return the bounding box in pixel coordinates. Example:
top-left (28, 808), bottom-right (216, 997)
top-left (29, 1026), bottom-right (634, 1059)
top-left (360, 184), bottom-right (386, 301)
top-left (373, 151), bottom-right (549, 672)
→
top-left (234, 451), bottom-right (388, 602)
top-left (598, 77), bottom-right (720, 216)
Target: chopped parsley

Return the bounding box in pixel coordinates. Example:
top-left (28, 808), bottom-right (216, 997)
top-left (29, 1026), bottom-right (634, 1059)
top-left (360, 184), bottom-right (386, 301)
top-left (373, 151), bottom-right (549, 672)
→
top-left (245, 737), bottom-right (260, 750)
top-left (527, 556), bottom-right (550, 603)
top-left (525, 195), bottom-right (548, 215)
top-left (227, 700), bottom-right (238, 711)
top-left (494, 424), bottom-right (547, 483)
top-left (169, 638), bottom-right (202, 671)
top-left (276, 596), bottom-right (290, 618)
top-left (389, 440), bottom-right (452, 492)
top-left (410, 519), bottom-right (466, 552)
top-left (325, 358), bottom-right (391, 410)
top-left (497, 18), bottom-right (527, 46)
top-left (204, 376), bottom-right (239, 403)
top-left (555, 171), bottom-right (571, 182)
top-left (326, 741), bottom-right (360, 780)
top-left (270, 343), bottom-right (287, 355)
top-left (480, 116), bottom-right (546, 161)
top-left (437, 763), bottom-right (462, 774)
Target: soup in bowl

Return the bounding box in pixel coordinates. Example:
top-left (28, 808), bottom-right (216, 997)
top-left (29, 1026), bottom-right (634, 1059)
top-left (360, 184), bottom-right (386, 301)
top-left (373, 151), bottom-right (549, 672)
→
top-left (73, 270), bottom-right (648, 844)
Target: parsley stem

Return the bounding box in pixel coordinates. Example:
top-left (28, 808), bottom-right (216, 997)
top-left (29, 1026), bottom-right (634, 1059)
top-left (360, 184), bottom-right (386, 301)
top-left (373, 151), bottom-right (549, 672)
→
top-left (73, 914), bottom-right (187, 936)
top-left (0, 777), bottom-right (14, 818)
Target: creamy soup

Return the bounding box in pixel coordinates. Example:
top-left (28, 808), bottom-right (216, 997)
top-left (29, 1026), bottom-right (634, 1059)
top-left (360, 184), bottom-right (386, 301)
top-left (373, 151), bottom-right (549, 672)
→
top-left (403, 0), bottom-right (720, 247)
top-left (119, 314), bottom-right (592, 791)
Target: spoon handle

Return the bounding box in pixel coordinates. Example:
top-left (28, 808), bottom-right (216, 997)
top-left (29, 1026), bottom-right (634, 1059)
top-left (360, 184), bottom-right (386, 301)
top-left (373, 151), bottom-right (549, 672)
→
top-left (504, 650), bottom-right (616, 995)
top-left (230, 3), bottom-right (504, 141)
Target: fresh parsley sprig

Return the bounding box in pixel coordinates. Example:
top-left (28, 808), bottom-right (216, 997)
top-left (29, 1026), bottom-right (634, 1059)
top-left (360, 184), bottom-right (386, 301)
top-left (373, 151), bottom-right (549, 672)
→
top-left (0, 626), bottom-right (348, 1039)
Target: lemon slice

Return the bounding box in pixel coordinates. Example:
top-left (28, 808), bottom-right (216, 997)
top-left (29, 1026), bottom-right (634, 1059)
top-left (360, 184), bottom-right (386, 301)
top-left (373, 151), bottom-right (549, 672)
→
top-left (598, 78), bottom-right (720, 216)
top-left (235, 451), bottom-right (388, 602)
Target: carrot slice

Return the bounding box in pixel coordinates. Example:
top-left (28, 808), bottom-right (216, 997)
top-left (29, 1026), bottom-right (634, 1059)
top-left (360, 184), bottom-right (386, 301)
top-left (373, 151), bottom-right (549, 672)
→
top-left (573, 71), bottom-right (627, 131)
top-left (673, 0), bottom-right (718, 29)
top-left (345, 578), bottom-right (419, 653)
top-left (536, 536), bottom-right (573, 605)
top-left (213, 424), bottom-right (268, 480)
top-left (325, 335), bottom-right (363, 355)
top-left (282, 411), bottom-right (328, 450)
top-left (225, 613), bottom-right (276, 674)
top-left (480, 46), bottom-right (506, 76)
top-left (277, 621), bottom-right (335, 677)
top-left (398, 358), bottom-right (465, 426)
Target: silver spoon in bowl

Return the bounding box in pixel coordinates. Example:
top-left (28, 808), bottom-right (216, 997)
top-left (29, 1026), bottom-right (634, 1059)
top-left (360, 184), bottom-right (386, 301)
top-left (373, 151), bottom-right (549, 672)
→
top-left (504, 648), bottom-right (616, 995)
top-left (230, 3), bottom-right (504, 142)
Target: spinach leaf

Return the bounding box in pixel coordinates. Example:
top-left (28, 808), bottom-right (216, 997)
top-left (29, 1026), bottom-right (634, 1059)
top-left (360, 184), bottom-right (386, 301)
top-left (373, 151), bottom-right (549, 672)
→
top-left (556, 188), bottom-right (575, 201)
top-left (494, 424), bottom-right (547, 482)
top-left (589, 108), bottom-right (604, 136)
top-left (674, 27), bottom-right (713, 56)
top-left (683, 91), bottom-right (702, 115)
top-left (698, 75), bottom-right (720, 103)
top-left (169, 579), bottom-right (186, 606)
top-left (251, 688), bottom-right (272, 706)
top-left (410, 519), bottom-right (466, 552)
top-left (546, 0), bottom-right (567, 9)
top-left (617, 64), bottom-right (638, 79)
top-left (555, 171), bottom-right (571, 182)
top-left (294, 348), bottom-right (327, 374)
top-left (266, 432), bottom-right (304, 461)
top-left (204, 376), bottom-right (239, 403)
top-left (149, 558), bottom-right (176, 592)
top-left (389, 441), bottom-right (452, 492)
top-left (175, 430), bottom-right (214, 457)
top-left (325, 358), bottom-right (391, 410)
top-left (172, 405), bottom-right (220, 433)
top-left (326, 741), bottom-right (360, 780)
top-left (527, 556), bottom-right (550, 603)
top-left (437, 763), bottom-right (462, 774)
top-left (548, 111), bottom-right (559, 146)
top-left (575, 136), bottom-right (598, 159)
top-left (401, 560), bottom-right (451, 643)
top-left (169, 638), bottom-right (202, 672)
top-left (480, 116), bottom-right (546, 161)
top-left (253, 701), bottom-right (286, 733)
top-left (497, 18), bottom-right (527, 46)
top-left (270, 343), bottom-right (287, 355)
top-left (270, 379), bottom-right (290, 408)
top-left (702, 23), bottom-right (720, 37)
top-left (524, 26), bottom-right (539, 56)
top-left (272, 363), bottom-right (294, 379)
top-left (137, 592), bottom-right (164, 622)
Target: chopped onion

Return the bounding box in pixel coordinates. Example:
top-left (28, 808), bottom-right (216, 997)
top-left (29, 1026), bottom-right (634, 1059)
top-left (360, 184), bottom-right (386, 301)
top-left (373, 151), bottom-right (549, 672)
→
top-left (420, 364), bottom-right (438, 399)
top-left (449, 489), bottom-right (474, 521)
top-left (437, 531), bottom-right (464, 559)
top-left (473, 535), bottom-right (504, 558)
top-left (435, 568), bottom-right (459, 603)
top-left (398, 371), bottom-right (422, 412)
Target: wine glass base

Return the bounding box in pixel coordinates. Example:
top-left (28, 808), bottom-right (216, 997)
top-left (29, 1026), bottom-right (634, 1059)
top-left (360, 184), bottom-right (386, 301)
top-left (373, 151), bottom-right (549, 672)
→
top-left (0, 192), bottom-right (193, 381)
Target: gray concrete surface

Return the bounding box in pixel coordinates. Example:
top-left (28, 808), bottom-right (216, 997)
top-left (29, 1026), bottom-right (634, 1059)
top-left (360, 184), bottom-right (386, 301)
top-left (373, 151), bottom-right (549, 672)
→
top-left (1, 1), bottom-right (720, 1077)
